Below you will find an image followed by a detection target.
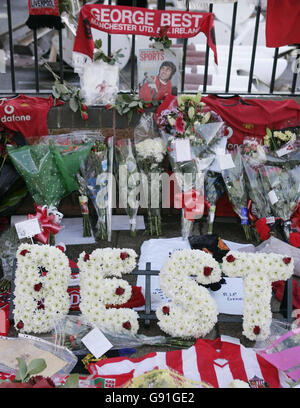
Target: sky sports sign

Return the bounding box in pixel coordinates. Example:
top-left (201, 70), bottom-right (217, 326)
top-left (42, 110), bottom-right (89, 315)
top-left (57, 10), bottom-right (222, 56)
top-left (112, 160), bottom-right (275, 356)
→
top-left (73, 4), bottom-right (218, 65)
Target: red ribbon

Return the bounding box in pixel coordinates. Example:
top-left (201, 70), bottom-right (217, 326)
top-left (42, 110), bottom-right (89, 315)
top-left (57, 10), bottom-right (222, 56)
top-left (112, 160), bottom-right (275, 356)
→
top-left (174, 189), bottom-right (204, 221)
top-left (28, 204), bottom-right (60, 245)
top-left (247, 199), bottom-right (258, 223)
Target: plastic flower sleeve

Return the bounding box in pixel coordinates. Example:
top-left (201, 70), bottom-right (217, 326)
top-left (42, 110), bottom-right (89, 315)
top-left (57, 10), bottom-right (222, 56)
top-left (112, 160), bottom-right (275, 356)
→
top-left (204, 171), bottom-right (226, 234)
top-left (80, 60), bottom-right (119, 106)
top-left (221, 148), bottom-right (252, 241)
top-left (134, 113), bottom-right (166, 236)
top-left (114, 138), bottom-right (140, 237)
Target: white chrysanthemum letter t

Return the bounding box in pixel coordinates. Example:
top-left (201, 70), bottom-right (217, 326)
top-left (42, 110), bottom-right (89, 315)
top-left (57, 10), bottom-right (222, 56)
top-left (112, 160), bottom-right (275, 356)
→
top-left (222, 251), bottom-right (294, 340)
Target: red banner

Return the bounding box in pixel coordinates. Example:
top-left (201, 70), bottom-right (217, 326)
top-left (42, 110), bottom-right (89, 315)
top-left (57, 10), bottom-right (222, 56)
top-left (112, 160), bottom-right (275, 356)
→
top-left (73, 4), bottom-right (217, 65)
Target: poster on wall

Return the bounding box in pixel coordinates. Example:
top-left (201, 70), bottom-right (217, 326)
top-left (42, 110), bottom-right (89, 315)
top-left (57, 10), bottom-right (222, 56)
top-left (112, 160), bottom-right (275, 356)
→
top-left (137, 48), bottom-right (182, 102)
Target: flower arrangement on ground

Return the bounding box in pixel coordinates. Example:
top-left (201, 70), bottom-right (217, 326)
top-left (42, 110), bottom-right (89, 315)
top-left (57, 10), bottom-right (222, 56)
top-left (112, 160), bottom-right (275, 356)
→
top-left (13, 243), bottom-right (71, 334)
top-left (156, 249), bottom-right (221, 338)
top-left (222, 251), bottom-right (294, 341)
top-left (78, 248), bottom-right (139, 334)
top-left (134, 113), bottom-right (167, 236)
top-left (155, 93), bottom-right (226, 239)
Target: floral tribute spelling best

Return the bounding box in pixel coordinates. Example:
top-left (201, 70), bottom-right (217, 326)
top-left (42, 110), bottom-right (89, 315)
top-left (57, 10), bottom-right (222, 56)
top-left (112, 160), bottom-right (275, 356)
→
top-left (13, 244), bottom-right (71, 334)
top-left (78, 248), bottom-right (139, 335)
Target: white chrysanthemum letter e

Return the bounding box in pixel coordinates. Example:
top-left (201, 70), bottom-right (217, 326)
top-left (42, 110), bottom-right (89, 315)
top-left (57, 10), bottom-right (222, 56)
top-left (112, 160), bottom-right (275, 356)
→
top-left (222, 251), bottom-right (294, 341)
top-left (156, 249), bottom-right (221, 338)
top-left (14, 244), bottom-right (71, 334)
top-left (77, 248), bottom-right (139, 335)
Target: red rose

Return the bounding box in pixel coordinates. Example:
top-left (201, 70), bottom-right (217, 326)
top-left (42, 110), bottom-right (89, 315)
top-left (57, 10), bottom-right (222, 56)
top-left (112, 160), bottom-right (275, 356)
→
top-left (283, 257), bottom-right (292, 265)
top-left (20, 249), bottom-right (29, 256)
top-left (120, 252), bottom-right (129, 260)
top-left (105, 104), bottom-right (112, 110)
top-left (81, 104), bottom-right (88, 111)
top-left (137, 108), bottom-right (145, 114)
top-left (34, 283), bottom-right (43, 292)
top-left (115, 287), bottom-right (125, 296)
top-left (253, 325), bottom-right (261, 335)
top-left (226, 254), bottom-right (236, 263)
top-left (29, 376), bottom-right (55, 388)
top-left (81, 111), bottom-right (89, 121)
top-left (162, 306), bottom-right (170, 315)
top-left (203, 266), bottom-right (213, 276)
top-left (122, 321), bottom-right (131, 330)
top-left (144, 103), bottom-right (152, 108)
top-left (16, 321), bottom-right (24, 330)
top-left (84, 253), bottom-right (90, 261)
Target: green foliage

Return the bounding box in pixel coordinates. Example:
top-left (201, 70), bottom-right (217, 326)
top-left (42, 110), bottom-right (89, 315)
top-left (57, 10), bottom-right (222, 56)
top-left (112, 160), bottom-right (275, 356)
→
top-left (14, 358), bottom-right (47, 383)
top-left (93, 39), bottom-right (125, 65)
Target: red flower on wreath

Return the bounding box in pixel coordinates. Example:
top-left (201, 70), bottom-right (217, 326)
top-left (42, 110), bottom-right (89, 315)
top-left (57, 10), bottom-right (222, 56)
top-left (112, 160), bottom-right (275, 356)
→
top-left (283, 257), bottom-right (291, 265)
top-left (120, 252), bottom-right (129, 260)
top-left (122, 321), bottom-right (131, 330)
top-left (34, 283), bottom-right (43, 292)
top-left (20, 249), bottom-right (29, 257)
top-left (115, 287), bottom-right (125, 296)
top-left (16, 321), bottom-right (24, 330)
top-left (253, 325), bottom-right (261, 335)
top-left (84, 253), bottom-right (90, 262)
top-left (203, 266), bottom-right (213, 276)
top-left (226, 254), bottom-right (236, 263)
top-left (162, 306), bottom-right (170, 315)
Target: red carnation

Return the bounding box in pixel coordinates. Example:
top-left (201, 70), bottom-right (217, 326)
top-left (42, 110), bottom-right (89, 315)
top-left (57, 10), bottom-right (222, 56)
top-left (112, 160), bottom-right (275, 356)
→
top-left (16, 321), bottom-right (24, 330)
top-left (283, 257), bottom-right (292, 265)
top-left (34, 283), bottom-right (43, 292)
top-left (255, 218), bottom-right (271, 241)
top-left (84, 253), bottom-right (90, 261)
top-left (203, 266), bottom-right (213, 276)
top-left (120, 252), bottom-right (129, 260)
top-left (162, 306), bottom-right (170, 315)
top-left (20, 249), bottom-right (29, 256)
top-left (226, 254), bottom-right (236, 263)
top-left (253, 325), bottom-right (261, 335)
top-left (122, 321), bottom-right (131, 330)
top-left (115, 286), bottom-right (125, 296)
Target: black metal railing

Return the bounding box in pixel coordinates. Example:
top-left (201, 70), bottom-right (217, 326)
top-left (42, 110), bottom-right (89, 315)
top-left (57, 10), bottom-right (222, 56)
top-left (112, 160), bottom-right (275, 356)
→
top-left (1, 0), bottom-right (299, 97)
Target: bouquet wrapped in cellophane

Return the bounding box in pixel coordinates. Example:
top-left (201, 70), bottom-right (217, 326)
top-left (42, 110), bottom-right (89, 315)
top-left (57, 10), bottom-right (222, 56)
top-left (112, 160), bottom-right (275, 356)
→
top-left (114, 138), bottom-right (140, 237)
top-left (204, 171), bottom-right (226, 234)
top-left (221, 148), bottom-right (252, 241)
top-left (80, 135), bottom-right (114, 241)
top-left (155, 93), bottom-right (227, 239)
top-left (7, 133), bottom-right (93, 244)
top-left (134, 113), bottom-right (167, 236)
top-left (258, 154), bottom-right (300, 241)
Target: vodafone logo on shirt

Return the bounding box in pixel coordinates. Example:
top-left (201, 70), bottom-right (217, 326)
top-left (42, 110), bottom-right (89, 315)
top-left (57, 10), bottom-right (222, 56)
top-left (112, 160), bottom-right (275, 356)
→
top-left (1, 105), bottom-right (31, 123)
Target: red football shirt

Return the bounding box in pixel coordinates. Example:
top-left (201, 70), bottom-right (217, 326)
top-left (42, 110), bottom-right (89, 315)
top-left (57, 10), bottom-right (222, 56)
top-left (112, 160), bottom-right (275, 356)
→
top-left (266, 0), bottom-right (300, 47)
top-left (0, 95), bottom-right (63, 140)
top-left (202, 95), bottom-right (300, 149)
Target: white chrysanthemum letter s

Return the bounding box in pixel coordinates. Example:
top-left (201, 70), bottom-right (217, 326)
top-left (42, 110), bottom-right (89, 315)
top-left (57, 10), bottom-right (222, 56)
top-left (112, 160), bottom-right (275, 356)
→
top-left (222, 251), bottom-right (294, 341)
top-left (78, 248), bottom-right (139, 334)
top-left (156, 249), bottom-right (221, 338)
top-left (14, 244), bottom-right (71, 334)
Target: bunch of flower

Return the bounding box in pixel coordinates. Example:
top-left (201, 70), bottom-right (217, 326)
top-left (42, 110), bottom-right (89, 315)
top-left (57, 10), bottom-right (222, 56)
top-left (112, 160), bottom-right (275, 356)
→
top-left (221, 148), bottom-right (252, 241)
top-left (114, 138), bottom-right (140, 237)
top-left (156, 249), bottom-right (221, 338)
top-left (155, 93), bottom-right (226, 239)
top-left (264, 127), bottom-right (297, 151)
top-left (204, 171), bottom-right (226, 234)
top-left (134, 114), bottom-right (167, 236)
top-left (78, 248), bottom-right (139, 335)
top-left (258, 160), bottom-right (300, 241)
top-left (222, 251), bottom-right (294, 341)
top-left (13, 244), bottom-right (71, 334)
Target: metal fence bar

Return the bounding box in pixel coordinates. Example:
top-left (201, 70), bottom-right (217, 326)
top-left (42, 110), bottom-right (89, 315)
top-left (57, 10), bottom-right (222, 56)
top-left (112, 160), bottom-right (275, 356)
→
top-left (58, 29), bottom-right (64, 83)
top-left (180, 0), bottom-right (189, 93)
top-left (247, 4), bottom-right (261, 93)
top-left (225, 1), bottom-right (238, 93)
top-left (6, 0), bottom-right (16, 93)
top-left (108, 0), bottom-right (112, 56)
top-left (33, 29), bottom-right (40, 93)
top-left (203, 2), bottom-right (213, 93)
top-left (291, 46), bottom-right (300, 94)
top-left (269, 48), bottom-right (279, 94)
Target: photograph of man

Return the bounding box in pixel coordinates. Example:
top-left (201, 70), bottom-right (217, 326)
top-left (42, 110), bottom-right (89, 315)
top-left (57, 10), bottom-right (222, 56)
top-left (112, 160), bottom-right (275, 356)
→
top-left (139, 60), bottom-right (177, 102)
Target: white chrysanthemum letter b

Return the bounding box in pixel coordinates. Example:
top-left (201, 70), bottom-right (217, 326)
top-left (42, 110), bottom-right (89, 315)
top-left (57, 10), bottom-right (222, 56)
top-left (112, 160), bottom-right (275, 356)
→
top-left (14, 244), bottom-right (71, 334)
top-left (222, 251), bottom-right (294, 340)
top-left (78, 248), bottom-right (139, 334)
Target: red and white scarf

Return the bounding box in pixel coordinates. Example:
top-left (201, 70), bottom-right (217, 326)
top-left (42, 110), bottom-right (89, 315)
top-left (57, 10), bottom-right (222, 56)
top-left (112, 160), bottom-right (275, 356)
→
top-left (26, 0), bottom-right (64, 30)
